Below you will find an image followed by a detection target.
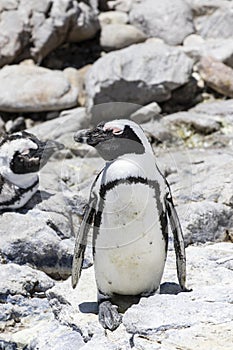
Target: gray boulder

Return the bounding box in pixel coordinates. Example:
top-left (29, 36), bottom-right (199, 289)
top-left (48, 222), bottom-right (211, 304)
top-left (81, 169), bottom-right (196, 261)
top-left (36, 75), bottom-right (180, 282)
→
top-left (85, 39), bottom-right (194, 122)
top-left (129, 0), bottom-right (194, 45)
top-left (27, 322), bottom-right (84, 350)
top-left (183, 35), bottom-right (233, 68)
top-left (177, 201), bottom-right (233, 246)
top-left (0, 208), bottom-right (74, 279)
top-left (0, 263), bottom-right (54, 300)
top-left (0, 63), bottom-right (79, 112)
top-left (28, 107), bottom-right (87, 141)
top-left (0, 0), bottom-right (99, 67)
top-left (196, 5), bottom-right (233, 40)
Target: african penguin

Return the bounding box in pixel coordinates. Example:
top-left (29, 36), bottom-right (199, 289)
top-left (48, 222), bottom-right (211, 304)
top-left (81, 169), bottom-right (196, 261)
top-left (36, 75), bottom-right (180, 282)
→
top-left (72, 119), bottom-right (188, 331)
top-left (0, 131), bottom-right (62, 211)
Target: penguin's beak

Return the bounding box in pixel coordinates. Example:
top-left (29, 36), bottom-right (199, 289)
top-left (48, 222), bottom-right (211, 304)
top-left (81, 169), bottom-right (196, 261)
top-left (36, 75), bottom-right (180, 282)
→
top-left (36, 140), bottom-right (64, 167)
top-left (74, 126), bottom-right (108, 147)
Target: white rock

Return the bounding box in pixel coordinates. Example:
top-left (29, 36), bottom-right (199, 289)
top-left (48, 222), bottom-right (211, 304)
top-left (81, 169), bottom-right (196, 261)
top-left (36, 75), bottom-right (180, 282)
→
top-left (0, 64), bottom-right (79, 112)
top-left (85, 40), bottom-right (193, 122)
top-left (183, 35), bottom-right (233, 68)
top-left (129, 0), bottom-right (194, 45)
top-left (100, 23), bottom-right (146, 51)
top-left (196, 5), bottom-right (233, 39)
top-left (130, 102), bottom-right (161, 124)
top-left (0, 0), bottom-right (100, 67)
top-left (98, 11), bottom-right (128, 26)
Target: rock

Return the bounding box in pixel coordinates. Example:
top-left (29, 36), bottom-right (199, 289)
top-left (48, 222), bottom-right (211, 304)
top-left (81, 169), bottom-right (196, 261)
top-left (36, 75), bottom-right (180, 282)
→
top-left (164, 111), bottom-right (221, 135)
top-left (0, 116), bottom-right (5, 134)
top-left (124, 292), bottom-right (233, 333)
top-left (183, 35), bottom-right (233, 68)
top-left (0, 263), bottom-right (54, 301)
top-left (0, 64), bottom-right (79, 112)
top-left (129, 0), bottom-right (194, 45)
top-left (185, 0), bottom-right (230, 16)
top-left (130, 102), bottom-right (161, 124)
top-left (27, 322), bottom-right (84, 350)
top-left (28, 107), bottom-right (87, 141)
top-left (98, 10), bottom-right (128, 26)
top-left (85, 39), bottom-right (194, 122)
top-left (123, 242), bottom-right (233, 348)
top-left (0, 0), bottom-right (99, 67)
top-left (198, 56), bottom-right (233, 98)
top-left (161, 77), bottom-right (201, 113)
top-left (67, 1), bottom-right (100, 43)
top-left (0, 209), bottom-right (74, 279)
top-left (107, 0), bottom-right (135, 12)
top-left (5, 117), bottom-right (26, 133)
top-left (196, 5), bottom-right (233, 39)
top-left (0, 340), bottom-right (18, 350)
top-left (100, 24), bottom-right (146, 51)
top-left (177, 201), bottom-right (233, 246)
top-left (0, 7), bottom-right (24, 67)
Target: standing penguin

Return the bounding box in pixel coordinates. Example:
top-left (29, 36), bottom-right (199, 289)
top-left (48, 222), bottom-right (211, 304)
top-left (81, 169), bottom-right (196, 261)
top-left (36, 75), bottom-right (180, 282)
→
top-left (72, 119), bottom-right (188, 330)
top-left (0, 131), bottom-right (62, 211)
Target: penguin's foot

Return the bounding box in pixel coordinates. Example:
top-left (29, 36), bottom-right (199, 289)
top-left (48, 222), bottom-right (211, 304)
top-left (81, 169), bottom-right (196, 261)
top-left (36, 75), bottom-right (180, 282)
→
top-left (98, 301), bottom-right (122, 331)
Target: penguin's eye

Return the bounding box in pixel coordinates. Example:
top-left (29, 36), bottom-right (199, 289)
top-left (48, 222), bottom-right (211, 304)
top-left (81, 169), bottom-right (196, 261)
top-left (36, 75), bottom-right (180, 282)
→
top-left (112, 128), bottom-right (124, 135)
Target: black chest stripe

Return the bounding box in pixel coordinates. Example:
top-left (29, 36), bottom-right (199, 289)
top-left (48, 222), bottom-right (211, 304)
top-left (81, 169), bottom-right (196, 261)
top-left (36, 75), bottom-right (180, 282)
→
top-left (0, 175), bottom-right (4, 195)
top-left (93, 176), bottom-right (168, 252)
top-left (0, 178), bottom-right (39, 209)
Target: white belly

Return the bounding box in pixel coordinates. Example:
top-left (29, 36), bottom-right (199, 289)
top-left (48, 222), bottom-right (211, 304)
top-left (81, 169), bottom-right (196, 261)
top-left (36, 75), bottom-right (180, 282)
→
top-left (94, 183), bottom-right (167, 296)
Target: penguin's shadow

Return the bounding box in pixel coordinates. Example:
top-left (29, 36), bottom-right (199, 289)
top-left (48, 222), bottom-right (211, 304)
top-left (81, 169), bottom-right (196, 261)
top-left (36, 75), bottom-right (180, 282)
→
top-left (78, 282), bottom-right (184, 315)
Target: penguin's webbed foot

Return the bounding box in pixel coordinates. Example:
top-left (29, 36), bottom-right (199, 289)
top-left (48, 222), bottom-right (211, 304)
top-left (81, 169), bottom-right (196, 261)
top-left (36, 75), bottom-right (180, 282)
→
top-left (98, 300), bottom-right (122, 331)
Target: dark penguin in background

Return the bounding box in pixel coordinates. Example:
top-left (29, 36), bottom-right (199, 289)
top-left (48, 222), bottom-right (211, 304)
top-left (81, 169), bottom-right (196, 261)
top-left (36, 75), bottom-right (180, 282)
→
top-left (72, 119), bottom-right (188, 331)
top-left (0, 131), bottom-right (62, 211)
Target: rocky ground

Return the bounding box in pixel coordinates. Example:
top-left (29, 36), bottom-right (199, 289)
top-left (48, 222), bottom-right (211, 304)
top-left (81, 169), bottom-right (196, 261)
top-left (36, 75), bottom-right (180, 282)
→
top-left (0, 0), bottom-right (233, 349)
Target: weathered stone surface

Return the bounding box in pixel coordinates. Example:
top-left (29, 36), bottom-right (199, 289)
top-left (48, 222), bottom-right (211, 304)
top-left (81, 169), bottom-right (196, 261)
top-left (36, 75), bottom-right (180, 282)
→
top-left (0, 263), bottom-right (54, 301)
top-left (164, 111), bottom-right (221, 135)
top-left (107, 0), bottom-right (136, 12)
top-left (99, 10), bottom-right (128, 26)
top-left (185, 0), bottom-right (230, 16)
top-left (183, 35), bottom-right (233, 68)
top-left (0, 0), bottom-right (99, 67)
top-left (196, 5), bottom-right (233, 39)
top-left (178, 201), bottom-right (233, 245)
top-left (28, 107), bottom-right (87, 141)
top-left (67, 1), bottom-right (99, 43)
top-left (130, 102), bottom-right (161, 124)
top-left (27, 322), bottom-right (84, 350)
top-left (124, 242), bottom-right (233, 345)
top-left (129, 0), bottom-right (194, 45)
top-left (100, 24), bottom-right (146, 51)
top-left (198, 56), bottom-right (233, 98)
top-left (0, 63), bottom-right (79, 112)
top-left (85, 39), bottom-right (193, 122)
top-left (0, 209), bottom-right (74, 279)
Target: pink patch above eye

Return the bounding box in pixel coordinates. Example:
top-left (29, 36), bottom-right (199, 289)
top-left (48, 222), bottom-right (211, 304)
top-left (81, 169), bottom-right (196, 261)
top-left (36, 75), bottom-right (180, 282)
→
top-left (21, 149), bottom-right (30, 155)
top-left (105, 126), bottom-right (123, 134)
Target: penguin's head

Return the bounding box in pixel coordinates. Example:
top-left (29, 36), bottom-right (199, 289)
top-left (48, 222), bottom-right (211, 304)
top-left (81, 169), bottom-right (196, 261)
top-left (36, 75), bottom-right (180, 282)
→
top-left (0, 131), bottom-right (63, 174)
top-left (74, 119), bottom-right (152, 161)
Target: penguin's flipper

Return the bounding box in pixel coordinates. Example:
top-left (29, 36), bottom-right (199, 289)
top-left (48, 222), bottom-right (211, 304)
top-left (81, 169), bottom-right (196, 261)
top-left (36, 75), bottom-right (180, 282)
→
top-left (98, 301), bottom-right (122, 331)
top-left (72, 195), bottom-right (96, 289)
top-left (165, 191), bottom-right (188, 291)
